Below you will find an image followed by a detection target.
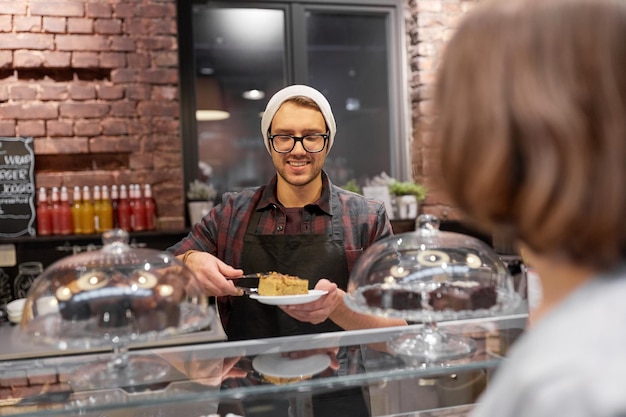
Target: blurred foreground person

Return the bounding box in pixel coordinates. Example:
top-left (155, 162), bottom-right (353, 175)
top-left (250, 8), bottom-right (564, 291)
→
top-left (434, 0), bottom-right (626, 416)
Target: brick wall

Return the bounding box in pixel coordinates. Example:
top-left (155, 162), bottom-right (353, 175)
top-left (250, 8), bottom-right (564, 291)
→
top-left (407, 0), bottom-right (479, 221)
top-left (0, 0), bottom-right (184, 230)
top-left (0, 0), bottom-right (473, 231)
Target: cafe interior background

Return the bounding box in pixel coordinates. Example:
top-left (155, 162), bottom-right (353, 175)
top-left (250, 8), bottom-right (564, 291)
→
top-left (0, 0), bottom-right (485, 279)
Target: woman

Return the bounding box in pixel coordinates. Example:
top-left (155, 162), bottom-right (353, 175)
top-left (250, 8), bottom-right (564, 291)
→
top-left (433, 0), bottom-right (626, 416)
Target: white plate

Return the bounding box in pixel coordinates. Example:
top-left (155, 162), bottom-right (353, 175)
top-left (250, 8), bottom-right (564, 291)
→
top-left (252, 353), bottom-right (331, 378)
top-left (249, 290), bottom-right (328, 305)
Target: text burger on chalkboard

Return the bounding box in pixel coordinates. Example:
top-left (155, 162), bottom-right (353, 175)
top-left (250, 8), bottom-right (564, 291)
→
top-left (0, 137), bottom-right (36, 237)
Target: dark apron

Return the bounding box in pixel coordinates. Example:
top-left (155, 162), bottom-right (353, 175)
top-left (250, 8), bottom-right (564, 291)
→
top-left (225, 199), bottom-right (348, 341)
top-left (219, 198), bottom-right (371, 416)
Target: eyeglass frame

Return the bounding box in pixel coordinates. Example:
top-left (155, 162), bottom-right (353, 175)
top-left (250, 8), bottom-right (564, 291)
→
top-left (267, 130), bottom-right (329, 154)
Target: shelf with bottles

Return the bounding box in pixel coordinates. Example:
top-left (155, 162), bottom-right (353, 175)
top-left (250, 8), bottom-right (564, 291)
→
top-left (36, 183), bottom-right (158, 237)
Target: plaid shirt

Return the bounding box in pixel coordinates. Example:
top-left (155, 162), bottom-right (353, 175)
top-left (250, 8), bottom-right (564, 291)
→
top-left (169, 171), bottom-right (392, 273)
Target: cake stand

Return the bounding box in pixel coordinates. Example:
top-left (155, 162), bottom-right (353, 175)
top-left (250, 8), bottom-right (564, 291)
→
top-left (19, 229), bottom-right (213, 390)
top-left (345, 214), bottom-right (521, 364)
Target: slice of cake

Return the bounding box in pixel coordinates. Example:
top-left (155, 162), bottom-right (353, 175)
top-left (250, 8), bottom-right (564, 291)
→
top-left (257, 272), bottom-right (309, 296)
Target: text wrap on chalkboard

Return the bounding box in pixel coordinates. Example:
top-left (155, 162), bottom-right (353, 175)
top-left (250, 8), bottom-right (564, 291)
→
top-left (0, 137), bottom-right (36, 237)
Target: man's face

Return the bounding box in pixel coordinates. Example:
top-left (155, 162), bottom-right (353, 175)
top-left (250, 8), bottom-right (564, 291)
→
top-left (268, 101), bottom-right (328, 188)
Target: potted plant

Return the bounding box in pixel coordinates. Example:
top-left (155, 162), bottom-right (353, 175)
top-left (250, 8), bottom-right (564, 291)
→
top-left (187, 180), bottom-right (217, 225)
top-left (341, 179), bottom-right (361, 194)
top-left (388, 180), bottom-right (426, 219)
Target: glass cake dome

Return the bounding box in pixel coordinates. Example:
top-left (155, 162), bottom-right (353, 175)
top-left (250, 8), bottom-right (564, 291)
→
top-left (345, 214), bottom-right (520, 363)
top-left (19, 229), bottom-right (212, 389)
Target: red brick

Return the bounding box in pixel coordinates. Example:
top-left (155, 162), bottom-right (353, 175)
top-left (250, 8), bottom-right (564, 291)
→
top-left (126, 53), bottom-right (150, 68)
top-left (43, 17), bottom-right (66, 33)
top-left (109, 100), bottom-right (137, 117)
top-left (127, 119), bottom-right (151, 135)
top-left (94, 19), bottom-right (122, 35)
top-left (40, 84), bottom-right (68, 101)
top-left (0, 33), bottom-right (54, 50)
top-left (138, 4), bottom-right (172, 18)
top-left (99, 52), bottom-right (126, 68)
top-left (101, 118), bottom-right (128, 135)
top-left (86, 3), bottom-right (111, 18)
top-left (89, 135), bottom-right (140, 152)
top-left (0, 120), bottom-right (16, 136)
top-left (138, 36), bottom-right (177, 51)
top-left (14, 50), bottom-right (44, 67)
top-left (126, 85), bottom-right (150, 100)
top-left (69, 83), bottom-right (96, 100)
top-left (30, 1), bottom-right (84, 17)
top-left (56, 35), bottom-right (109, 51)
top-left (151, 86), bottom-right (178, 101)
top-left (0, 15), bottom-right (11, 32)
top-left (97, 84), bottom-right (124, 100)
top-left (0, 50), bottom-right (11, 68)
top-left (59, 102), bottom-right (108, 118)
top-left (67, 18), bottom-right (93, 34)
top-left (0, 85), bottom-right (7, 101)
top-left (10, 85), bottom-right (38, 100)
top-left (34, 137), bottom-right (89, 154)
top-left (47, 120), bottom-right (73, 136)
top-left (0, 1), bottom-right (28, 15)
top-left (152, 118), bottom-right (179, 135)
top-left (151, 19), bottom-right (177, 36)
top-left (17, 120), bottom-right (46, 137)
top-left (42, 51), bottom-right (72, 67)
top-left (125, 18), bottom-right (151, 37)
top-left (153, 51), bottom-right (178, 68)
top-left (113, 3), bottom-right (136, 19)
top-left (110, 68), bottom-right (135, 83)
top-left (72, 51), bottom-right (99, 68)
top-left (74, 120), bottom-right (100, 136)
top-left (110, 36), bottom-right (136, 52)
top-left (0, 102), bottom-right (58, 119)
top-left (137, 101), bottom-right (179, 117)
top-left (137, 69), bottom-right (178, 85)
top-left (14, 16), bottom-right (42, 32)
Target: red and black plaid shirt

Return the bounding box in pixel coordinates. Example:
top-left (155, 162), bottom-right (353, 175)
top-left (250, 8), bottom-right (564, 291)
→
top-left (169, 171), bottom-right (392, 274)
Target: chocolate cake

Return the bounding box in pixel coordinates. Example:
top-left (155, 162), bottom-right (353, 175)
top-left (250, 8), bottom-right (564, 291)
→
top-left (361, 287), bottom-right (423, 310)
top-left (429, 282), bottom-right (497, 311)
top-left (361, 281), bottom-right (497, 312)
top-left (55, 269), bottom-right (180, 332)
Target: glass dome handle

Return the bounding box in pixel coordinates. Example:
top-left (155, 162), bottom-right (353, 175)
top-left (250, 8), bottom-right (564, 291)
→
top-left (101, 229), bottom-right (131, 253)
top-left (416, 214), bottom-right (440, 231)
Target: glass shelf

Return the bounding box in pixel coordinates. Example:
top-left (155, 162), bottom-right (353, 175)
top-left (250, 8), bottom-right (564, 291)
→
top-left (0, 312), bottom-right (527, 417)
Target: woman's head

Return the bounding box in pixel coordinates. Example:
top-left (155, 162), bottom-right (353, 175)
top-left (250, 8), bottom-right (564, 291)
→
top-left (434, 0), bottom-right (626, 268)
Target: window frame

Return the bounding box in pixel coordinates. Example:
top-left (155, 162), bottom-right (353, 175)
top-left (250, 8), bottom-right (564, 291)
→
top-left (176, 0), bottom-right (410, 205)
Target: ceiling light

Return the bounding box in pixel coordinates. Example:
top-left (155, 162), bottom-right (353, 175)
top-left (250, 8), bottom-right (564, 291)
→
top-left (195, 76), bottom-right (230, 121)
top-left (242, 89), bottom-right (265, 100)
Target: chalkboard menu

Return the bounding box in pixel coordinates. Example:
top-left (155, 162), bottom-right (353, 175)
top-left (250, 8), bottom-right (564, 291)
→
top-left (0, 137), bottom-right (36, 237)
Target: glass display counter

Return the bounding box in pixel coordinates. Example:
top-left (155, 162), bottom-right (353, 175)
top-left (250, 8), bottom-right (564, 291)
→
top-left (0, 311), bottom-right (527, 417)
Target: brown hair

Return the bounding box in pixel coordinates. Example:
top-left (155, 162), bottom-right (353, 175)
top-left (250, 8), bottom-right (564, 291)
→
top-left (434, 0), bottom-right (626, 268)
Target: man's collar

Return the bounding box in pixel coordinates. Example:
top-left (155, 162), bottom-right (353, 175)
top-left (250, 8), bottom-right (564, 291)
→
top-left (256, 171), bottom-right (332, 214)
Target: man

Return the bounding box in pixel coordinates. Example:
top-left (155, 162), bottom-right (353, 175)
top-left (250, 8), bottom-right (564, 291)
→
top-left (170, 84), bottom-right (405, 341)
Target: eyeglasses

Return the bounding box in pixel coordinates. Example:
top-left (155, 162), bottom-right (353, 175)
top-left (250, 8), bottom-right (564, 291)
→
top-left (267, 131), bottom-right (329, 154)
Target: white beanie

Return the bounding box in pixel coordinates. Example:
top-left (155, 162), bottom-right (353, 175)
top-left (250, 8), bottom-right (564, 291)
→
top-left (261, 85), bottom-right (336, 154)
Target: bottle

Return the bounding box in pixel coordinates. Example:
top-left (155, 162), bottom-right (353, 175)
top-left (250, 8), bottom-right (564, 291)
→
top-left (58, 186), bottom-right (73, 235)
top-left (50, 186), bottom-right (61, 235)
top-left (93, 185), bottom-right (103, 233)
top-left (71, 185), bottom-right (83, 235)
top-left (144, 184), bottom-right (157, 231)
top-left (13, 262), bottom-right (43, 300)
top-left (131, 184), bottom-right (146, 231)
top-left (110, 184), bottom-right (120, 228)
top-left (80, 185), bottom-right (95, 234)
top-left (117, 184), bottom-right (131, 231)
top-left (36, 187), bottom-right (52, 236)
top-left (100, 185), bottom-right (114, 231)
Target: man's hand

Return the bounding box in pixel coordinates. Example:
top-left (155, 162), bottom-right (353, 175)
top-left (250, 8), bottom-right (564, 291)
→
top-left (278, 279), bottom-right (341, 324)
top-left (180, 251), bottom-right (244, 297)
